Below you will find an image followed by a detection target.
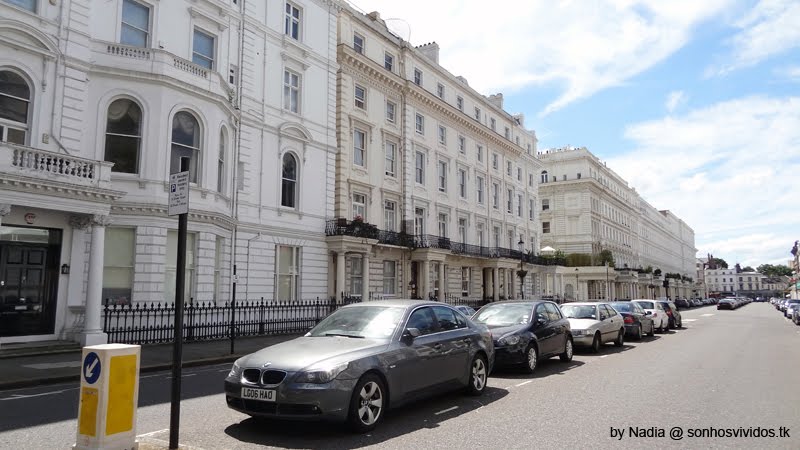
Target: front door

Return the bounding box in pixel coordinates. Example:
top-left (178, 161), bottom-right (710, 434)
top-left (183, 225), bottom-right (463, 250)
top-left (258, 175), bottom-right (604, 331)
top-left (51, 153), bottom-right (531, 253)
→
top-left (0, 226), bottom-right (61, 337)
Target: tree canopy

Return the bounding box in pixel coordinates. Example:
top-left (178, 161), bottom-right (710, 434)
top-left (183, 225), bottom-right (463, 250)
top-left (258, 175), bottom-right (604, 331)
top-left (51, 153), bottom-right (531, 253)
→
top-left (756, 264), bottom-right (793, 277)
top-left (709, 257), bottom-right (728, 269)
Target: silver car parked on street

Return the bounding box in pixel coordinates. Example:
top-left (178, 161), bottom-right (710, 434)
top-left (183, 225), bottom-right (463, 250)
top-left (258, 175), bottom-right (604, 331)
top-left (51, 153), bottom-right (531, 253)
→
top-left (224, 300), bottom-right (494, 432)
top-left (560, 302), bottom-right (626, 353)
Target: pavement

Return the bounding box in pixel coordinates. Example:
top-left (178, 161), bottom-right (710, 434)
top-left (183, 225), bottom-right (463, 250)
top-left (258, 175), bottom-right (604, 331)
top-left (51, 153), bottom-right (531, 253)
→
top-left (0, 334), bottom-right (298, 390)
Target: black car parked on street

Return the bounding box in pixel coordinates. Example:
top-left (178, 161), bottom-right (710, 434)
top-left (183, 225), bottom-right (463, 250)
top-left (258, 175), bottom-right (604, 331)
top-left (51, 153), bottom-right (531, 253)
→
top-left (609, 301), bottom-right (655, 339)
top-left (471, 300), bottom-right (573, 374)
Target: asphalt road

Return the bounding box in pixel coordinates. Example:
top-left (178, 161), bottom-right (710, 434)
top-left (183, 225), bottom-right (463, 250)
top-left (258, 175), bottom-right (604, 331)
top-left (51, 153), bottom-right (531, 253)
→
top-left (1, 303), bottom-right (798, 449)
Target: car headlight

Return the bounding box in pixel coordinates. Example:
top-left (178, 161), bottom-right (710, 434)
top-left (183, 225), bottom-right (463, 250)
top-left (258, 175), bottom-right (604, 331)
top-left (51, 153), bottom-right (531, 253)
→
top-left (228, 362), bottom-right (242, 379)
top-left (571, 330), bottom-right (584, 336)
top-left (498, 335), bottom-right (520, 346)
top-left (294, 362), bottom-right (350, 384)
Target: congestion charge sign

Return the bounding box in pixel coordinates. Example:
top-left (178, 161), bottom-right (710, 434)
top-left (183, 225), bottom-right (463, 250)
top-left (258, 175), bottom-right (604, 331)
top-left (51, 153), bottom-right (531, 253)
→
top-left (83, 352), bottom-right (101, 384)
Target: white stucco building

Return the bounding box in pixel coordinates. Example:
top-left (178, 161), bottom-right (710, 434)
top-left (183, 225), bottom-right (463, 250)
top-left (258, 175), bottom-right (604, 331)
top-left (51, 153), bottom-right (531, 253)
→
top-left (327, 6), bottom-right (553, 302)
top-left (537, 147), bottom-right (697, 300)
top-left (0, 0), bottom-right (339, 345)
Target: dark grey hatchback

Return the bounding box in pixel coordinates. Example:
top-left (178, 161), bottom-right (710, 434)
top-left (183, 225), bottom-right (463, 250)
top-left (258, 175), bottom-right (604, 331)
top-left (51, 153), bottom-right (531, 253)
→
top-left (471, 300), bottom-right (573, 374)
top-left (225, 300), bottom-right (494, 432)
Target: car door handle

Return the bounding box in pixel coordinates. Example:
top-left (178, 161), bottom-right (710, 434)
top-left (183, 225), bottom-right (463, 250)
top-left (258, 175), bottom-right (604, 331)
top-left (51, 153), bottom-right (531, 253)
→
top-left (433, 343), bottom-right (443, 351)
top-left (462, 338), bottom-right (471, 344)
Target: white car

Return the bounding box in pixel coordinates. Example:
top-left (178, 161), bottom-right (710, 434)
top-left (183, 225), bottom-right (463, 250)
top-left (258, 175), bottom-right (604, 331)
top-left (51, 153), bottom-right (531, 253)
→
top-left (631, 299), bottom-right (670, 333)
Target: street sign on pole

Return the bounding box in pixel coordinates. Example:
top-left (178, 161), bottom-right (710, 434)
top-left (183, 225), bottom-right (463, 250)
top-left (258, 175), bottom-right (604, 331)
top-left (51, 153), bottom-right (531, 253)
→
top-left (168, 171), bottom-right (189, 216)
top-left (169, 159), bottom-right (189, 450)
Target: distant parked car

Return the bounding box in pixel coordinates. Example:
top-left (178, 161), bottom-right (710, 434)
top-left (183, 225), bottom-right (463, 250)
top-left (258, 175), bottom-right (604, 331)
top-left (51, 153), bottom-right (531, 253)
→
top-left (792, 307), bottom-right (800, 326)
top-left (657, 300), bottom-right (682, 329)
top-left (784, 300), bottom-right (800, 318)
top-left (717, 298), bottom-right (737, 310)
top-left (631, 300), bottom-right (670, 333)
top-left (454, 305), bottom-right (477, 318)
top-left (609, 301), bottom-right (655, 339)
top-left (560, 302), bottom-right (626, 353)
top-left (471, 301), bottom-right (573, 373)
top-left (224, 300), bottom-right (494, 432)
top-left (674, 298), bottom-right (690, 309)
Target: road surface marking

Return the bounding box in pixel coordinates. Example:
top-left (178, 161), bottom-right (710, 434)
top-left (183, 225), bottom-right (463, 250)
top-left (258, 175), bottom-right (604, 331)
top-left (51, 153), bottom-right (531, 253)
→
top-left (600, 355), bottom-right (608, 358)
top-left (515, 380), bottom-right (534, 387)
top-left (137, 428), bottom-right (168, 438)
top-left (163, 373), bottom-right (197, 380)
top-left (22, 361), bottom-right (81, 369)
top-left (0, 390), bottom-right (66, 401)
top-left (434, 406), bottom-right (458, 415)
top-left (683, 319), bottom-right (698, 322)
top-left (700, 313), bottom-right (715, 317)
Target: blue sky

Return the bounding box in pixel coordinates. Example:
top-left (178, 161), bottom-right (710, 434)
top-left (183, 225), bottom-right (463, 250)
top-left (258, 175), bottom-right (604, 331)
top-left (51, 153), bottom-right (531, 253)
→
top-left (354, 0), bottom-right (800, 268)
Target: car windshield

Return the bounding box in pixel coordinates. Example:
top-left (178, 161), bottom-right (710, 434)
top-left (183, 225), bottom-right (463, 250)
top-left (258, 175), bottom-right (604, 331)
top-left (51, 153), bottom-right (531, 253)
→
top-left (561, 305), bottom-right (597, 320)
top-left (472, 304), bottom-right (532, 327)
top-left (610, 302), bottom-right (632, 312)
top-left (635, 301), bottom-right (655, 309)
top-left (307, 306), bottom-right (405, 339)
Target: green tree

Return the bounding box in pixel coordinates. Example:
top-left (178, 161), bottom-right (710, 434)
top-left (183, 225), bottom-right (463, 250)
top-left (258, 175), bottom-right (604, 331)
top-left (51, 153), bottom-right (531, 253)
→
top-left (741, 266), bottom-right (754, 272)
top-left (757, 264), bottom-right (793, 277)
top-left (710, 257), bottom-right (728, 269)
top-left (597, 249), bottom-right (615, 267)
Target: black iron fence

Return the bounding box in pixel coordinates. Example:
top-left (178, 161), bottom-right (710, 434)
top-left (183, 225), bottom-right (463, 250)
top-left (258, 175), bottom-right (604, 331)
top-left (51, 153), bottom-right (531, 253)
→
top-left (443, 294), bottom-right (488, 310)
top-left (102, 297), bottom-right (350, 345)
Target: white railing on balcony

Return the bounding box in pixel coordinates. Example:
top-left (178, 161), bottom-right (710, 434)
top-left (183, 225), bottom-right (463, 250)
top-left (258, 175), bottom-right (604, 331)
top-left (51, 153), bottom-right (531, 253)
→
top-left (1, 143), bottom-right (113, 187)
top-left (172, 57), bottom-right (209, 79)
top-left (94, 41), bottom-right (224, 95)
top-left (105, 43), bottom-right (152, 60)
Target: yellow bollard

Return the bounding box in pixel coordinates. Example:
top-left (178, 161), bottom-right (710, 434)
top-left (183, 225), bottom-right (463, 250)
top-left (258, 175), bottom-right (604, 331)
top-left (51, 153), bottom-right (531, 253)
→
top-left (73, 344), bottom-right (141, 450)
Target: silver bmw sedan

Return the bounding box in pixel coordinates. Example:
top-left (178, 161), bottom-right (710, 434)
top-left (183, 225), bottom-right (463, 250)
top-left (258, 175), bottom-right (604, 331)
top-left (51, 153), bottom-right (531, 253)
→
top-left (224, 300), bottom-right (494, 432)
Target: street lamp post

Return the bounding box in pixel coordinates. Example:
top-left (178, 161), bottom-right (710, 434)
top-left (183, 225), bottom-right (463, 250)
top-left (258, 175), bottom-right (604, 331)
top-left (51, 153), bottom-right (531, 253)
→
top-left (574, 267), bottom-right (579, 302)
top-left (517, 237), bottom-right (527, 299)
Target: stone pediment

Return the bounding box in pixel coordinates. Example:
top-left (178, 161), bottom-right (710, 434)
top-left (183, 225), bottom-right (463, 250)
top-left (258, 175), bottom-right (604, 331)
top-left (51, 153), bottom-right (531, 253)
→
top-left (0, 21), bottom-right (59, 57)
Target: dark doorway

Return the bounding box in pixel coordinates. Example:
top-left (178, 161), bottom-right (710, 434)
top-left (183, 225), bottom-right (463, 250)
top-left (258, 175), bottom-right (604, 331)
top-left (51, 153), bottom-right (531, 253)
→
top-left (0, 226), bottom-right (61, 337)
top-left (410, 261), bottom-right (419, 299)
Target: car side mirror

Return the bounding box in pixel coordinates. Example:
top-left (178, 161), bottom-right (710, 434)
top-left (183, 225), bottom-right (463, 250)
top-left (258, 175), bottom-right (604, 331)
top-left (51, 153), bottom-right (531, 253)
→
top-left (402, 327), bottom-right (421, 343)
top-left (535, 317), bottom-right (547, 327)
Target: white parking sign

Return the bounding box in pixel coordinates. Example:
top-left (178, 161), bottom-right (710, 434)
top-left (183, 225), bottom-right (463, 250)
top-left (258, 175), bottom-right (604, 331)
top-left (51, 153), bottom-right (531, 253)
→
top-left (168, 171), bottom-right (189, 215)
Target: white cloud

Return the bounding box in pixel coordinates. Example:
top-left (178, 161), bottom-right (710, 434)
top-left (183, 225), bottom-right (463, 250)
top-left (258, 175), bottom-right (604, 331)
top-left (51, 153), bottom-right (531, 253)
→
top-left (712, 0), bottom-right (800, 75)
top-left (349, 0), bottom-right (731, 115)
top-left (774, 65), bottom-right (800, 82)
top-left (665, 90), bottom-right (687, 113)
top-left (606, 96), bottom-right (800, 267)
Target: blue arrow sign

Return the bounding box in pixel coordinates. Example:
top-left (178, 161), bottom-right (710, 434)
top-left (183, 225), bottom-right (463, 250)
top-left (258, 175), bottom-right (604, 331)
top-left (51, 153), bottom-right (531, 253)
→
top-left (83, 352), bottom-right (101, 384)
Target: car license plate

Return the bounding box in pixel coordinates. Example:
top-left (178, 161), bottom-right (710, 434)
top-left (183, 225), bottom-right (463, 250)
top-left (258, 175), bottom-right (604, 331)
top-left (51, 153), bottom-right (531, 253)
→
top-left (241, 387), bottom-right (276, 402)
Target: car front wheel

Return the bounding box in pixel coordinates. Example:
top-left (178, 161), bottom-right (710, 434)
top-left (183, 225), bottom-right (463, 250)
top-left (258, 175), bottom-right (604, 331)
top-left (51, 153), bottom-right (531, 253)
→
top-left (466, 354), bottom-right (488, 396)
top-left (523, 344), bottom-right (538, 374)
top-left (590, 332), bottom-right (601, 353)
top-left (560, 338), bottom-right (573, 362)
top-left (348, 374), bottom-right (386, 433)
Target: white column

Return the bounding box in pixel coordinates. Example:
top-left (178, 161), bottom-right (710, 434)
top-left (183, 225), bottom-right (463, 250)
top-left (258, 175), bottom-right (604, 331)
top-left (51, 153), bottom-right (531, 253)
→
top-left (362, 253), bottom-right (370, 300)
top-left (438, 262), bottom-right (445, 301)
top-left (81, 215), bottom-right (111, 346)
top-left (510, 269), bottom-right (517, 299)
top-left (336, 252), bottom-right (345, 301)
top-left (492, 267), bottom-right (499, 302)
top-left (0, 204), bottom-right (10, 226)
top-left (421, 260), bottom-right (430, 300)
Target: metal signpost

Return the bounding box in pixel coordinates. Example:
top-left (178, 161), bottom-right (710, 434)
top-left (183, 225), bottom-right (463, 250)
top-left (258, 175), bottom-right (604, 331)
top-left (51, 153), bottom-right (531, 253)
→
top-left (168, 159), bottom-right (189, 450)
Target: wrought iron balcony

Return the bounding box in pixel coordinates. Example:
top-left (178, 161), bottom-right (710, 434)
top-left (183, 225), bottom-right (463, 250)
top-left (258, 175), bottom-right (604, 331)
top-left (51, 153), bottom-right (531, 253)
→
top-left (325, 218), bottom-right (566, 266)
top-left (325, 218), bottom-right (380, 240)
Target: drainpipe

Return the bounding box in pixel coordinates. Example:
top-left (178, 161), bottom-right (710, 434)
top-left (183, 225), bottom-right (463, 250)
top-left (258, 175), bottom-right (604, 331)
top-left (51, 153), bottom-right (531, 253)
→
top-left (229, 0), bottom-right (246, 303)
top-left (49, 0), bottom-right (69, 154)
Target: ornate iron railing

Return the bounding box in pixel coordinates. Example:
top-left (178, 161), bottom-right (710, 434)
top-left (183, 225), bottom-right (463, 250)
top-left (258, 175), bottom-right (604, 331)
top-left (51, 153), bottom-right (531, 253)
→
top-left (102, 297), bottom-right (353, 345)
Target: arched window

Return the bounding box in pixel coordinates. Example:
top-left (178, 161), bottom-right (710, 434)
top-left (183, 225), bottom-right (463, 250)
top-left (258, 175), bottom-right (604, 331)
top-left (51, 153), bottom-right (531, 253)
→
top-left (0, 70), bottom-right (31, 145)
top-left (170, 111), bottom-right (200, 182)
top-left (104, 99), bottom-right (142, 173)
top-left (281, 153), bottom-right (297, 208)
top-left (540, 170), bottom-right (548, 184)
top-left (217, 128), bottom-right (226, 193)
